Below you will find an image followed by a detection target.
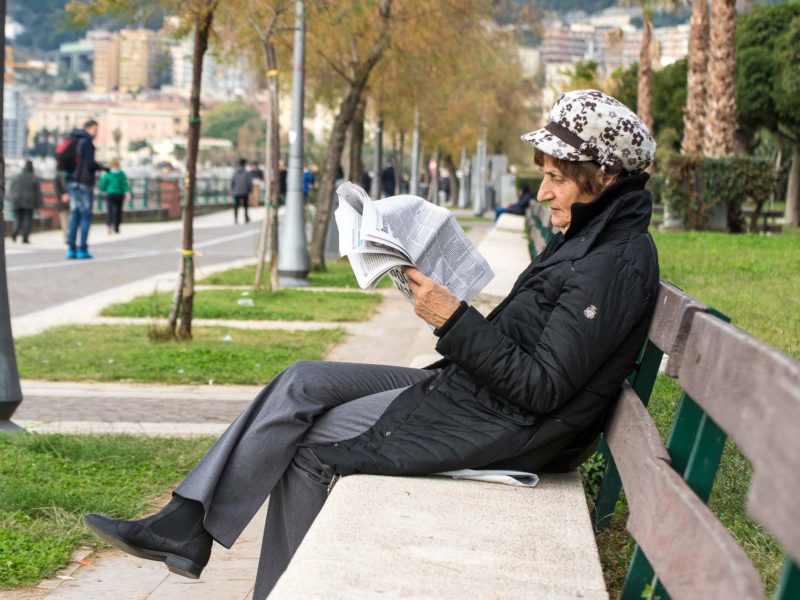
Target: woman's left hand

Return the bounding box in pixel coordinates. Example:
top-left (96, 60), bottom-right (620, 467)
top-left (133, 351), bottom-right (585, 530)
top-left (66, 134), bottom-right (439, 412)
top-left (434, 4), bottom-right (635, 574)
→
top-left (404, 267), bottom-right (460, 329)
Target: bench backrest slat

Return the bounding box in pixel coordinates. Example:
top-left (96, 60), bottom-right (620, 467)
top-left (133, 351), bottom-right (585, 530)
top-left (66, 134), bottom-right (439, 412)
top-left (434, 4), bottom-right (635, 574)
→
top-left (678, 312), bottom-right (800, 565)
top-left (607, 385), bottom-right (765, 599)
top-left (647, 281), bottom-right (707, 376)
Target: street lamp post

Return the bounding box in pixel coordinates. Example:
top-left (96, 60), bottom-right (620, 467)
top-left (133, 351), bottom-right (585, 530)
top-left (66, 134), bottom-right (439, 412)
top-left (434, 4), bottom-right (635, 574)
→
top-left (278, 0), bottom-right (310, 287)
top-left (0, 0), bottom-right (24, 432)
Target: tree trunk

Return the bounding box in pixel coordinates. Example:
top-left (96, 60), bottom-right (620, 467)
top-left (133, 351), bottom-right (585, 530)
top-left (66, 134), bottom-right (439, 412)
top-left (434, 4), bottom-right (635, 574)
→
top-left (682, 0), bottom-right (709, 156)
top-left (255, 39), bottom-right (281, 291)
top-left (309, 78), bottom-right (373, 269)
top-left (309, 0), bottom-right (393, 270)
top-left (370, 115), bottom-right (383, 200)
top-left (703, 0), bottom-right (737, 157)
top-left (169, 7), bottom-right (214, 340)
top-left (637, 14), bottom-right (654, 134)
top-left (786, 143), bottom-right (800, 226)
top-left (443, 153), bottom-right (458, 206)
top-left (396, 130), bottom-right (404, 194)
top-left (348, 99), bottom-right (365, 183)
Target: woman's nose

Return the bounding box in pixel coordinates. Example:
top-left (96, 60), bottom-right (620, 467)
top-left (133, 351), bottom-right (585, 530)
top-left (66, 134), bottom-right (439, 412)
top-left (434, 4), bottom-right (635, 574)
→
top-left (537, 181), bottom-right (553, 202)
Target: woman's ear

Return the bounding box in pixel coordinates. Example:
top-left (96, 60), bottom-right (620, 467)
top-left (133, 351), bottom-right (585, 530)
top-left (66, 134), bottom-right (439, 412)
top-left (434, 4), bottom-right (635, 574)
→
top-left (601, 173), bottom-right (617, 188)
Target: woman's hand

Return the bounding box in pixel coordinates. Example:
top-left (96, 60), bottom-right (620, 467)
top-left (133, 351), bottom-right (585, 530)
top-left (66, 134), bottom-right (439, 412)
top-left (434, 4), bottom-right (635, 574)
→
top-left (404, 267), bottom-right (460, 329)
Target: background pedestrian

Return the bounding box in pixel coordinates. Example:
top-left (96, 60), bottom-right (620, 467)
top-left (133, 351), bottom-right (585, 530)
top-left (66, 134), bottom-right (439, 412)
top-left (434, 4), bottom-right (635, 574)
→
top-left (9, 160), bottom-right (43, 244)
top-left (66, 119), bottom-right (105, 260)
top-left (231, 158), bottom-right (253, 224)
top-left (98, 158), bottom-right (130, 234)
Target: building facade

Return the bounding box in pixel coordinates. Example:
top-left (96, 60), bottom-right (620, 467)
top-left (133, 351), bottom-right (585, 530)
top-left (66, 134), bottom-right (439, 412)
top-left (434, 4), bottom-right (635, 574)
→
top-left (3, 85), bottom-right (28, 158)
top-left (119, 29), bottom-right (163, 94)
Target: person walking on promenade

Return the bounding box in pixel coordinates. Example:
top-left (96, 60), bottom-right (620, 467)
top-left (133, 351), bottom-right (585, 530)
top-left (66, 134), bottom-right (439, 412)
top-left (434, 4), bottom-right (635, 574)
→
top-left (9, 160), bottom-right (43, 244)
top-left (66, 119), bottom-right (104, 260)
top-left (231, 158), bottom-right (253, 224)
top-left (85, 89), bottom-right (659, 599)
top-left (278, 159), bottom-right (287, 205)
top-left (53, 171), bottom-right (70, 243)
top-left (303, 161), bottom-right (316, 201)
top-left (98, 158), bottom-right (130, 234)
top-left (494, 183), bottom-right (533, 222)
top-left (381, 162), bottom-right (396, 198)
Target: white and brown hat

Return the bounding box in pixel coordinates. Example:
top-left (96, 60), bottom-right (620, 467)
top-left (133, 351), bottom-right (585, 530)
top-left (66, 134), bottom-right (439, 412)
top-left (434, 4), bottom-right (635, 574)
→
top-left (521, 89), bottom-right (656, 175)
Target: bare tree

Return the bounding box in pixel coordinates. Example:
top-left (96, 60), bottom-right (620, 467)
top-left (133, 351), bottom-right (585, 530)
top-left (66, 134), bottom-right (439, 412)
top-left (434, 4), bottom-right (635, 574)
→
top-left (307, 0), bottom-right (394, 270)
top-left (167, 0), bottom-right (220, 339)
top-left (247, 1), bottom-right (291, 291)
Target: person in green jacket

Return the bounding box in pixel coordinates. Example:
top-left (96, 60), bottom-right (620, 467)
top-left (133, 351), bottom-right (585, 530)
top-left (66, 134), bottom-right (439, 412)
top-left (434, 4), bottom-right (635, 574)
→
top-left (98, 158), bottom-right (130, 234)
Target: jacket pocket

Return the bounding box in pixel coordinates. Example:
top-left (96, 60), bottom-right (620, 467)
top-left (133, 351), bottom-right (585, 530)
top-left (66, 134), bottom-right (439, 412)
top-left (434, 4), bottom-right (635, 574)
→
top-left (473, 387), bottom-right (537, 427)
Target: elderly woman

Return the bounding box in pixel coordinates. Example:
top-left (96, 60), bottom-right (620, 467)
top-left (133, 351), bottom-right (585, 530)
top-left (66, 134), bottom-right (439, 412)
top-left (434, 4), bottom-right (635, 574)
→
top-left (86, 90), bottom-right (659, 598)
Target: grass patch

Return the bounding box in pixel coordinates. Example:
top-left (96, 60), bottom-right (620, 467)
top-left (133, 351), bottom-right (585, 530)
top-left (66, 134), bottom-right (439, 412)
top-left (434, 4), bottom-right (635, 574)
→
top-left (594, 230), bottom-right (799, 595)
top-left (102, 288), bottom-right (382, 323)
top-left (455, 215), bottom-right (492, 224)
top-left (651, 230), bottom-right (800, 359)
top-left (199, 259), bottom-right (391, 289)
top-left (16, 325), bottom-right (345, 384)
top-left (0, 433), bottom-right (214, 588)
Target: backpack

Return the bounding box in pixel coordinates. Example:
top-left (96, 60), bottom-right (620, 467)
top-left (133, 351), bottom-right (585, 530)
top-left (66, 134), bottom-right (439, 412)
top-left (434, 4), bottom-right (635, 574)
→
top-left (55, 135), bottom-right (79, 172)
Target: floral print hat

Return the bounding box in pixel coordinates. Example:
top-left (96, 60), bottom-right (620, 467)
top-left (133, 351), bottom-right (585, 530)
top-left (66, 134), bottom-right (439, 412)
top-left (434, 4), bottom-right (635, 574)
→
top-left (521, 89), bottom-right (656, 175)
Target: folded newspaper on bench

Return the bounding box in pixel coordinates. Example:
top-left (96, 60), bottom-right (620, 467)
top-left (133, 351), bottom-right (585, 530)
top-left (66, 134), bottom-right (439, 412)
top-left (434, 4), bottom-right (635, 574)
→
top-left (334, 182), bottom-right (494, 302)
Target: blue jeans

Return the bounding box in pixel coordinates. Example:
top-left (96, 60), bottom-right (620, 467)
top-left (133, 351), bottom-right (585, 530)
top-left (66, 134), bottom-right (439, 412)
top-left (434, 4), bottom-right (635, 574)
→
top-left (67, 182), bottom-right (94, 252)
top-left (494, 206), bottom-right (509, 222)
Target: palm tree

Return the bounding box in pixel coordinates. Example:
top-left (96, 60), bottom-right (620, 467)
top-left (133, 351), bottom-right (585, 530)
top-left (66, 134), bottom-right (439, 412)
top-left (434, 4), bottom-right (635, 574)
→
top-left (630, 1), bottom-right (681, 136)
top-left (681, 0), bottom-right (709, 155)
top-left (637, 5), bottom-right (655, 134)
top-left (703, 0), bottom-right (737, 157)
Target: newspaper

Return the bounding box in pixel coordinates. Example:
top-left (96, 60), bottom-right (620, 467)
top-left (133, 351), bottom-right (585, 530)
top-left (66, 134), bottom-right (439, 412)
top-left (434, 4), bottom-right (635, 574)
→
top-left (334, 182), bottom-right (494, 302)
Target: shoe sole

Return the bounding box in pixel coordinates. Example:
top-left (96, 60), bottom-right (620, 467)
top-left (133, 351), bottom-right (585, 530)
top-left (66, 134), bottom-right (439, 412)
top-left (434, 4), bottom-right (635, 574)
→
top-left (84, 514), bottom-right (204, 579)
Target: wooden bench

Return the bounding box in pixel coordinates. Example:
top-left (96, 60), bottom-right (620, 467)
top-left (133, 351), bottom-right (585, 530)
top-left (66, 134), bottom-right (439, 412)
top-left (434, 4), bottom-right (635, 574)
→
top-left (526, 198), bottom-right (556, 258)
top-left (588, 279), bottom-right (800, 598)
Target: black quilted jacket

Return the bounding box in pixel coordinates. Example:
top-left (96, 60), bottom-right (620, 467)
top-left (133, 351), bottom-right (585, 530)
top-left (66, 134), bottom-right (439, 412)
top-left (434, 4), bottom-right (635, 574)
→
top-left (310, 173), bottom-right (660, 476)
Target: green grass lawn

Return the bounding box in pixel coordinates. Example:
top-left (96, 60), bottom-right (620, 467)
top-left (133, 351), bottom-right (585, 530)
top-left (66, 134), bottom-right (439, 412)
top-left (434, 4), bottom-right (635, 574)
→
top-left (102, 288), bottom-right (382, 323)
top-left (455, 215), bottom-right (492, 225)
top-left (652, 229), bottom-right (800, 359)
top-left (0, 433), bottom-right (214, 588)
top-left (199, 259), bottom-right (391, 289)
top-left (16, 325), bottom-right (345, 384)
top-left (593, 229), bottom-right (800, 596)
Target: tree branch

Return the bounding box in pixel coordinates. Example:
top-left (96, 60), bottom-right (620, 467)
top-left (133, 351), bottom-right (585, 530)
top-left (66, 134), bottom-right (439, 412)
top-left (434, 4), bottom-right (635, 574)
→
top-left (314, 48), bottom-right (353, 84)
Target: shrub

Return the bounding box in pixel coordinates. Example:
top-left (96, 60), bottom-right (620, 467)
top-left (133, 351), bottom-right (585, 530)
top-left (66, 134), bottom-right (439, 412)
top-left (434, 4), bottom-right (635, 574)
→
top-left (662, 156), bottom-right (775, 232)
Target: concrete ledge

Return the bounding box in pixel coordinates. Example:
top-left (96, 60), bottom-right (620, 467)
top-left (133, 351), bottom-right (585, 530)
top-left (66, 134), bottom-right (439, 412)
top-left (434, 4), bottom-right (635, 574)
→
top-left (476, 226), bottom-right (531, 299)
top-left (271, 474), bottom-right (607, 599)
top-left (495, 212), bottom-right (526, 233)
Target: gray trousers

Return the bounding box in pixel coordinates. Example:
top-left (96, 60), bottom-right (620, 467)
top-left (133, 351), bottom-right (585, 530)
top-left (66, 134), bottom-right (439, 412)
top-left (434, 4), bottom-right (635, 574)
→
top-left (175, 361), bottom-right (431, 599)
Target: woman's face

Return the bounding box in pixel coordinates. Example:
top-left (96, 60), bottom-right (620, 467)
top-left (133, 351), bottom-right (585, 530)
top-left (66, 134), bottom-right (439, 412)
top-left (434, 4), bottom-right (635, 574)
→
top-left (536, 157), bottom-right (596, 230)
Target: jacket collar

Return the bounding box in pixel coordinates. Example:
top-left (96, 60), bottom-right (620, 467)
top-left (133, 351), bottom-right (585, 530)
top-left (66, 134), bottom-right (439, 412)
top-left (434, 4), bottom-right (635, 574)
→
top-left (71, 128), bottom-right (92, 141)
top-left (533, 173), bottom-right (652, 270)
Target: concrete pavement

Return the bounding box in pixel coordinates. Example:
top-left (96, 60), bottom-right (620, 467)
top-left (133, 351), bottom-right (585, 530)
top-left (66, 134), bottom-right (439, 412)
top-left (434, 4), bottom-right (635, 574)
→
top-left (6, 208), bottom-right (268, 319)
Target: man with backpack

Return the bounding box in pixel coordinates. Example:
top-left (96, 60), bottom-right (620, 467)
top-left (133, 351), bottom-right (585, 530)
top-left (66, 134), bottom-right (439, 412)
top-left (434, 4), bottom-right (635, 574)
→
top-left (58, 119), bottom-right (104, 259)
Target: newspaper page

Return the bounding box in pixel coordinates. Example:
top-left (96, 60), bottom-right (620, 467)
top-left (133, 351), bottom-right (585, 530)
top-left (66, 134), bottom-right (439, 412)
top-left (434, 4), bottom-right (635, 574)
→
top-left (335, 182), bottom-right (493, 302)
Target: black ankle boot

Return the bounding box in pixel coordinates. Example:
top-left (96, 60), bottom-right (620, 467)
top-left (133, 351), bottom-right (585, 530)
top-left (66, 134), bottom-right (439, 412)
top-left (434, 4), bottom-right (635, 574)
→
top-left (85, 496), bottom-right (212, 579)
